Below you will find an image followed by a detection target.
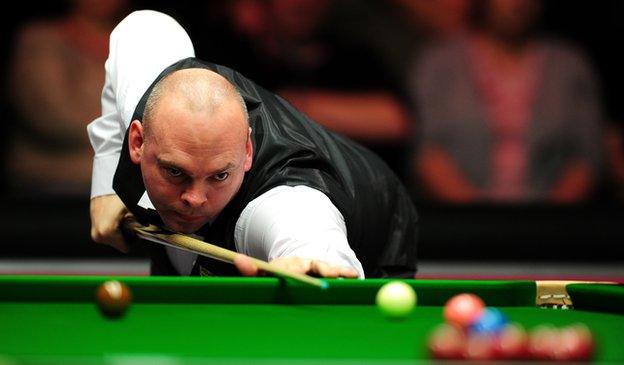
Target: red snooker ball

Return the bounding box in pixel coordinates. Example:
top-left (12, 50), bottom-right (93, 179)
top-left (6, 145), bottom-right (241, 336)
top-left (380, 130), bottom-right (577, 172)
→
top-left (553, 324), bottom-right (594, 361)
top-left (96, 280), bottom-right (132, 317)
top-left (496, 323), bottom-right (529, 359)
top-left (427, 323), bottom-right (466, 359)
top-left (443, 293), bottom-right (486, 328)
top-left (527, 324), bottom-right (559, 360)
top-left (464, 333), bottom-right (497, 360)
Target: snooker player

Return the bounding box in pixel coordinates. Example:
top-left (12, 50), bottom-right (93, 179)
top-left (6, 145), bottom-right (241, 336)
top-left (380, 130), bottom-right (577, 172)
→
top-left (88, 10), bottom-right (418, 278)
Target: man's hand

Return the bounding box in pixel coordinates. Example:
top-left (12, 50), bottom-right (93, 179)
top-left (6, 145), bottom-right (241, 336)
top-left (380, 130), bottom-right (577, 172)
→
top-left (90, 194), bottom-right (131, 253)
top-left (234, 254), bottom-right (359, 278)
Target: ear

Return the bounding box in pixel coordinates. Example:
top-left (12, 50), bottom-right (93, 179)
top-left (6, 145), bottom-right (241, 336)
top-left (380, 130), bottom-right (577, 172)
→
top-left (128, 120), bottom-right (144, 165)
top-left (243, 127), bottom-right (254, 172)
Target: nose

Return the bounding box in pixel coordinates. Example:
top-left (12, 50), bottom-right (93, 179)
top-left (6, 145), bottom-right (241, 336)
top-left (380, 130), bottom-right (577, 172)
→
top-left (180, 182), bottom-right (208, 208)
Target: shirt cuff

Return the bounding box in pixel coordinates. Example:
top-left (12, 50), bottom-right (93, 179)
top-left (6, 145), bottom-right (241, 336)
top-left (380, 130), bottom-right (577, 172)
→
top-left (90, 153), bottom-right (121, 198)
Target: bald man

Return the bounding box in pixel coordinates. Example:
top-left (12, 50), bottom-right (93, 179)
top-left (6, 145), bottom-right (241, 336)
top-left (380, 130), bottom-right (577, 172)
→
top-left (88, 11), bottom-right (417, 278)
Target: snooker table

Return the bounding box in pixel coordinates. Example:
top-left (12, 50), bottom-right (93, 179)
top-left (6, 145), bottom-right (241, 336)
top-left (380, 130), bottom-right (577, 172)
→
top-left (0, 276), bottom-right (623, 364)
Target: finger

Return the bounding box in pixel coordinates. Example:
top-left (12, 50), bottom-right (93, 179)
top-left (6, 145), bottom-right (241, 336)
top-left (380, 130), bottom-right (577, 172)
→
top-left (90, 227), bottom-right (126, 253)
top-left (311, 261), bottom-right (340, 278)
top-left (91, 221), bottom-right (129, 253)
top-left (339, 267), bottom-right (360, 278)
top-left (311, 261), bottom-right (359, 278)
top-left (234, 254), bottom-right (259, 276)
top-left (270, 257), bottom-right (311, 274)
top-left (109, 231), bottom-right (130, 253)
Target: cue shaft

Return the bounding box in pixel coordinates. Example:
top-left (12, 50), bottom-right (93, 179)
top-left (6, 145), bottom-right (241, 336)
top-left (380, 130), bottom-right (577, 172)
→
top-left (123, 218), bottom-right (326, 288)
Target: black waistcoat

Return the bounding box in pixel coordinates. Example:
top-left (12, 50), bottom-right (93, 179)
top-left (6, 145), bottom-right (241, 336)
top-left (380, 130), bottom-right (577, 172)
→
top-left (113, 58), bottom-right (418, 278)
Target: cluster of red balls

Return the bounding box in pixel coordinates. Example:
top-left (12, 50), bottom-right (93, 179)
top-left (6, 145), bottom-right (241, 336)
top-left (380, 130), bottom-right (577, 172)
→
top-left (427, 293), bottom-right (594, 361)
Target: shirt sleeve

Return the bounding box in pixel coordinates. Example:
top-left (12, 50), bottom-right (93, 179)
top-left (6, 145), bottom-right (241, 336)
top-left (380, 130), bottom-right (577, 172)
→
top-left (87, 71), bottom-right (124, 197)
top-left (86, 10), bottom-right (195, 198)
top-left (234, 185), bottom-right (365, 278)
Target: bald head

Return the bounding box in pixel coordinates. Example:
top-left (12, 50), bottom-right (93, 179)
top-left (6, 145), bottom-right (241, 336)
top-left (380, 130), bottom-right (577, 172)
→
top-left (142, 68), bottom-right (248, 139)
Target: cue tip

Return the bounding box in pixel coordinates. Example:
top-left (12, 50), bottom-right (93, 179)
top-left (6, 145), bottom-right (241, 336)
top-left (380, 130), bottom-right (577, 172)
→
top-left (320, 280), bottom-right (329, 290)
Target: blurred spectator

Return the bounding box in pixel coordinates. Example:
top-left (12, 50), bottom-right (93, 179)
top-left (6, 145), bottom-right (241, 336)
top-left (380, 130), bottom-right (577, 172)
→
top-left (605, 124), bottom-right (624, 200)
top-left (197, 0), bottom-right (412, 180)
top-left (323, 0), bottom-right (471, 114)
top-left (6, 0), bottom-right (127, 197)
top-left (409, 0), bottom-right (605, 203)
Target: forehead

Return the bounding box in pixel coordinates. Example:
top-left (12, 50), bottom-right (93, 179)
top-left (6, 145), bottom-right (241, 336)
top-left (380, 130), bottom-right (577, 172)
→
top-left (149, 89), bottom-right (247, 136)
top-left (146, 101), bottom-right (247, 170)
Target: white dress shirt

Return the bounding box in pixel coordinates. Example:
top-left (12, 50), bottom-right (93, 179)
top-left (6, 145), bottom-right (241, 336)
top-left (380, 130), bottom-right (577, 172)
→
top-left (87, 10), bottom-right (364, 278)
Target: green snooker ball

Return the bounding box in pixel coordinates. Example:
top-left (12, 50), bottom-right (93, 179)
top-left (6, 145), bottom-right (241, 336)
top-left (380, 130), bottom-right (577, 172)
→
top-left (376, 281), bottom-right (417, 318)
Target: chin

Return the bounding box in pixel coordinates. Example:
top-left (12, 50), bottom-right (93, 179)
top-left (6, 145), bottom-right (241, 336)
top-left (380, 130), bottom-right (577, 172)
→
top-left (163, 218), bottom-right (205, 234)
top-left (175, 224), bottom-right (203, 235)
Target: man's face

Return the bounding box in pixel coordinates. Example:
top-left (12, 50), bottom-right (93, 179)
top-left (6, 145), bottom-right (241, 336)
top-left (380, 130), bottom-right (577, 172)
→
top-left (129, 94), bottom-right (252, 234)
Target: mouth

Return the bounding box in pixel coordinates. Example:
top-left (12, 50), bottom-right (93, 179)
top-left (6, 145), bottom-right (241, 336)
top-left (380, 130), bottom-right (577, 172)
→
top-left (172, 212), bottom-right (207, 223)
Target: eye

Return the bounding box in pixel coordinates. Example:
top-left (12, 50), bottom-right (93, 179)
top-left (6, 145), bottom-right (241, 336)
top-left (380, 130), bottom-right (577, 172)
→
top-left (165, 167), bottom-right (183, 178)
top-left (214, 172), bottom-right (229, 181)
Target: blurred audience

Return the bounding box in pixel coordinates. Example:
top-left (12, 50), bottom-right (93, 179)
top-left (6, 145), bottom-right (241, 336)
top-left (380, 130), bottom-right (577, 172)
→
top-left (197, 0), bottom-right (412, 180)
top-left (3, 0), bottom-right (617, 205)
top-left (311, 0), bottom-right (470, 96)
top-left (6, 0), bottom-right (127, 197)
top-left (605, 124), bottom-right (624, 200)
top-left (409, 0), bottom-right (605, 204)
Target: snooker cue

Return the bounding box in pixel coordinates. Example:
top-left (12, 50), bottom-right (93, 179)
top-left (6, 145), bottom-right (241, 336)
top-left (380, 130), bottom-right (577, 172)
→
top-left (122, 217), bottom-right (328, 289)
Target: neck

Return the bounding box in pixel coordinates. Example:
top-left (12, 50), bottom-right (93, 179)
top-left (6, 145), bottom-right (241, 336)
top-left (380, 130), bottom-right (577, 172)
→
top-left (473, 32), bottom-right (535, 71)
top-left (477, 30), bottom-right (535, 59)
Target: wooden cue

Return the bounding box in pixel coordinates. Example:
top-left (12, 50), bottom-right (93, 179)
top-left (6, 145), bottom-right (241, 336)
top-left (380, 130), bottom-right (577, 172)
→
top-left (123, 218), bottom-right (327, 288)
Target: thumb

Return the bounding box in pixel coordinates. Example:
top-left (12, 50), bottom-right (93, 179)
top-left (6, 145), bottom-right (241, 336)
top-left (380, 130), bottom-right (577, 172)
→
top-left (234, 254), bottom-right (259, 276)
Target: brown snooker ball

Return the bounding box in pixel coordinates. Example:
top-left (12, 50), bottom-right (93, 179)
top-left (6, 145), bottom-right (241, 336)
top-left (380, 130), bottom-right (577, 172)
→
top-left (96, 280), bottom-right (132, 317)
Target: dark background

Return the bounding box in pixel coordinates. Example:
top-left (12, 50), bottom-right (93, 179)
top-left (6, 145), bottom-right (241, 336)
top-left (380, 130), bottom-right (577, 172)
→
top-left (0, 1), bottom-right (622, 267)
